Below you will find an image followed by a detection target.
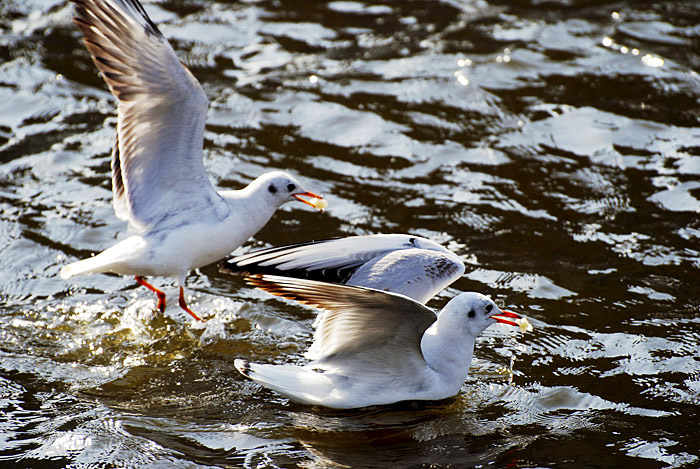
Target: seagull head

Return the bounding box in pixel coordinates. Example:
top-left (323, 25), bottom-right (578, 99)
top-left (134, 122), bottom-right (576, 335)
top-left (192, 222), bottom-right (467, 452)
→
top-left (441, 292), bottom-right (523, 337)
top-left (255, 171), bottom-right (326, 211)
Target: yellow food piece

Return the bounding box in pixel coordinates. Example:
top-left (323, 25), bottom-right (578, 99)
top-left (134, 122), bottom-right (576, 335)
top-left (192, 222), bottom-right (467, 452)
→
top-left (310, 198), bottom-right (328, 210)
top-left (516, 316), bottom-right (533, 333)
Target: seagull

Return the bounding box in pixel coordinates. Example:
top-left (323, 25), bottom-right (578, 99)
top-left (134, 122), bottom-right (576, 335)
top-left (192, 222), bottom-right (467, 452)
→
top-left (219, 234), bottom-right (466, 304)
top-left (234, 274), bottom-right (525, 409)
top-left (60, 0), bottom-right (325, 321)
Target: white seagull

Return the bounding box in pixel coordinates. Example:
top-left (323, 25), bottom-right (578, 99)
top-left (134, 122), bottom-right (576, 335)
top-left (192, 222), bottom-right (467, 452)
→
top-left (219, 234), bottom-right (465, 304)
top-left (234, 274), bottom-right (526, 409)
top-left (60, 0), bottom-right (325, 320)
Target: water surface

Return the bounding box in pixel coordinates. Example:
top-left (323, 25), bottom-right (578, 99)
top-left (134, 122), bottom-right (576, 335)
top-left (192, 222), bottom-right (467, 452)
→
top-left (1, 0), bottom-right (699, 467)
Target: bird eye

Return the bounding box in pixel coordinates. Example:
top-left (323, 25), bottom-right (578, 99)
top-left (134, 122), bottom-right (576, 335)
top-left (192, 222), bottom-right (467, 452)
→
top-left (467, 309), bottom-right (475, 318)
top-left (485, 303), bottom-right (493, 314)
top-left (287, 183), bottom-right (296, 192)
top-left (268, 184), bottom-right (277, 194)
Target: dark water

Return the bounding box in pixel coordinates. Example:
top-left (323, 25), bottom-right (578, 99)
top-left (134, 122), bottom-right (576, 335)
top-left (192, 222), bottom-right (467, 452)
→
top-left (2, 0), bottom-right (700, 467)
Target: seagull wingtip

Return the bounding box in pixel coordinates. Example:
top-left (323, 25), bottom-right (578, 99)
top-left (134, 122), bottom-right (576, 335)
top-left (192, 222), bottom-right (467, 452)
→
top-left (217, 260), bottom-right (239, 275)
top-left (235, 359), bottom-right (252, 377)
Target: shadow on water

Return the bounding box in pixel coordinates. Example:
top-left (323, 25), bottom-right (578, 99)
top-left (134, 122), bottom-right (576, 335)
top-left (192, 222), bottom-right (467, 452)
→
top-left (1, 0), bottom-right (700, 467)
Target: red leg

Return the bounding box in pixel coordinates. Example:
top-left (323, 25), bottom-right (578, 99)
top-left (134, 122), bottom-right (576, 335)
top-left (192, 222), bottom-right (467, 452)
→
top-left (134, 276), bottom-right (166, 312)
top-left (178, 287), bottom-right (202, 321)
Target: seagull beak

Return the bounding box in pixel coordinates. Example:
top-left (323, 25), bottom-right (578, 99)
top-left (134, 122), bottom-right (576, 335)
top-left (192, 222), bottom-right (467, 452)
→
top-left (490, 309), bottom-right (521, 327)
top-left (293, 191), bottom-right (327, 211)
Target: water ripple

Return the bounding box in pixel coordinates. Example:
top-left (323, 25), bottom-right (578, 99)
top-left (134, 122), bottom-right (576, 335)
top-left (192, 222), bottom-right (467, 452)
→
top-left (2, 0), bottom-right (699, 467)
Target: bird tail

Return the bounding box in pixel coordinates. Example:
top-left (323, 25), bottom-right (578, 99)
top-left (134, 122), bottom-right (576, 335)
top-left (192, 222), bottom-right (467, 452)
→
top-left (60, 254), bottom-right (111, 279)
top-left (60, 236), bottom-right (144, 279)
top-left (234, 359), bottom-right (334, 406)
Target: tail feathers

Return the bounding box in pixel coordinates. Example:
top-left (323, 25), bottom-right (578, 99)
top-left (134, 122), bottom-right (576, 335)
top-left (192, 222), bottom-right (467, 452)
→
top-left (60, 236), bottom-right (145, 280)
top-left (234, 359), bottom-right (334, 406)
top-left (60, 255), bottom-right (111, 279)
top-left (234, 359), bottom-right (252, 377)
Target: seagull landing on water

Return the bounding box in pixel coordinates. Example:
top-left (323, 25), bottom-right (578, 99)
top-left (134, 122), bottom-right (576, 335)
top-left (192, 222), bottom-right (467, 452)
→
top-left (219, 234), bottom-right (466, 304)
top-left (60, 0), bottom-right (325, 321)
top-left (234, 275), bottom-right (527, 409)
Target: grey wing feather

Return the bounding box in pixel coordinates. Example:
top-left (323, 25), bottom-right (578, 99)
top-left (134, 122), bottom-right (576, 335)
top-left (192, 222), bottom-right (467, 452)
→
top-left (222, 235), bottom-right (438, 281)
top-left (221, 237), bottom-right (379, 283)
top-left (110, 138), bottom-right (129, 221)
top-left (246, 274), bottom-right (438, 376)
top-left (221, 234), bottom-right (465, 303)
top-left (348, 249), bottom-right (464, 303)
top-left (73, 0), bottom-right (222, 230)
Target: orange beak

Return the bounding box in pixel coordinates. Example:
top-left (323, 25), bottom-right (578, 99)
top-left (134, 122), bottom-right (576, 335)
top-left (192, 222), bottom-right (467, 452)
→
top-left (292, 191), bottom-right (326, 210)
top-left (490, 309), bottom-right (521, 327)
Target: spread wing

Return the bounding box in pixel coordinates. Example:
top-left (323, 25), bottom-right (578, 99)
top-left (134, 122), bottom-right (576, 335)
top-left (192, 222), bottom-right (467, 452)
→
top-left (246, 274), bottom-right (438, 377)
top-left (347, 248), bottom-right (465, 303)
top-left (73, 0), bottom-right (223, 230)
top-left (221, 234), bottom-right (465, 303)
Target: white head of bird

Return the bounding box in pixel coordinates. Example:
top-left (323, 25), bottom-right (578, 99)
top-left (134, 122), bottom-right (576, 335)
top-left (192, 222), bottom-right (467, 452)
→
top-left (434, 292), bottom-right (508, 337)
top-left (420, 292), bottom-right (519, 384)
top-left (243, 171), bottom-right (324, 211)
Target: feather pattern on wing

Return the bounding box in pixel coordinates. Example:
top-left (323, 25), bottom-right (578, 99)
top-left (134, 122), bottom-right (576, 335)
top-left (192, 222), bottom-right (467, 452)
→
top-left (246, 274), bottom-right (438, 378)
top-left (222, 234), bottom-right (465, 303)
top-left (73, 0), bottom-right (223, 230)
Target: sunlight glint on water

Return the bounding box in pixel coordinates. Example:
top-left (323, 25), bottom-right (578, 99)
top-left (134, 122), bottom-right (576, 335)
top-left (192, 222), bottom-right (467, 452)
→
top-left (0, 0), bottom-right (699, 467)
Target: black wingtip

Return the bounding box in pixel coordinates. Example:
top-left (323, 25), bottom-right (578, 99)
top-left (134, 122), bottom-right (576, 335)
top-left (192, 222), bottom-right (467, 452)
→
top-left (234, 359), bottom-right (252, 378)
top-left (217, 259), bottom-right (247, 276)
top-left (220, 242), bottom-right (363, 285)
top-left (71, 0), bottom-right (164, 41)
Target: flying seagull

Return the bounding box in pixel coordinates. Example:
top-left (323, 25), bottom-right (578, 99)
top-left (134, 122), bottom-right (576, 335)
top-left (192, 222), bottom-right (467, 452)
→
top-left (61, 0), bottom-right (325, 320)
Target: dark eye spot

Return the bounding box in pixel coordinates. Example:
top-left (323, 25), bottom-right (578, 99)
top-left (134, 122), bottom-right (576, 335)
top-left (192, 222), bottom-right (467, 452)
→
top-left (287, 183), bottom-right (296, 192)
top-left (268, 184), bottom-right (277, 194)
top-left (485, 303), bottom-right (493, 314)
top-left (467, 309), bottom-right (475, 318)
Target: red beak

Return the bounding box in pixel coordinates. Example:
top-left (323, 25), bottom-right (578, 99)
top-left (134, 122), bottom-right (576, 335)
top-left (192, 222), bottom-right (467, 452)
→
top-left (292, 191), bottom-right (324, 208)
top-left (491, 309), bottom-right (521, 327)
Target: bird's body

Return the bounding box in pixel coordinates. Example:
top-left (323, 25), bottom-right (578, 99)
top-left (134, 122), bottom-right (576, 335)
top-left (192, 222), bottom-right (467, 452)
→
top-left (235, 275), bottom-right (523, 409)
top-left (62, 175), bottom-right (308, 283)
top-left (221, 234), bottom-right (465, 304)
top-left (61, 0), bottom-right (324, 319)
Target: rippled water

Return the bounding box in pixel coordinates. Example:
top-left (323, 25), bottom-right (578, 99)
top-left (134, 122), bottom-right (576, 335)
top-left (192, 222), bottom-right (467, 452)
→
top-left (2, 0), bottom-right (700, 467)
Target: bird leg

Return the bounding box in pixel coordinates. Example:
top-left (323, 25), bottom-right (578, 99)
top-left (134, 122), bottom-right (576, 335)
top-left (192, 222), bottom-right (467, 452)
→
top-left (135, 275), bottom-right (166, 312)
top-left (178, 287), bottom-right (202, 321)
top-left (133, 276), bottom-right (201, 321)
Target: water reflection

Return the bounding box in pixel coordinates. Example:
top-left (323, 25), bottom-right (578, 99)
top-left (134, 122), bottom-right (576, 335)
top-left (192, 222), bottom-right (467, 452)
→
top-left (2, 0), bottom-right (700, 467)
